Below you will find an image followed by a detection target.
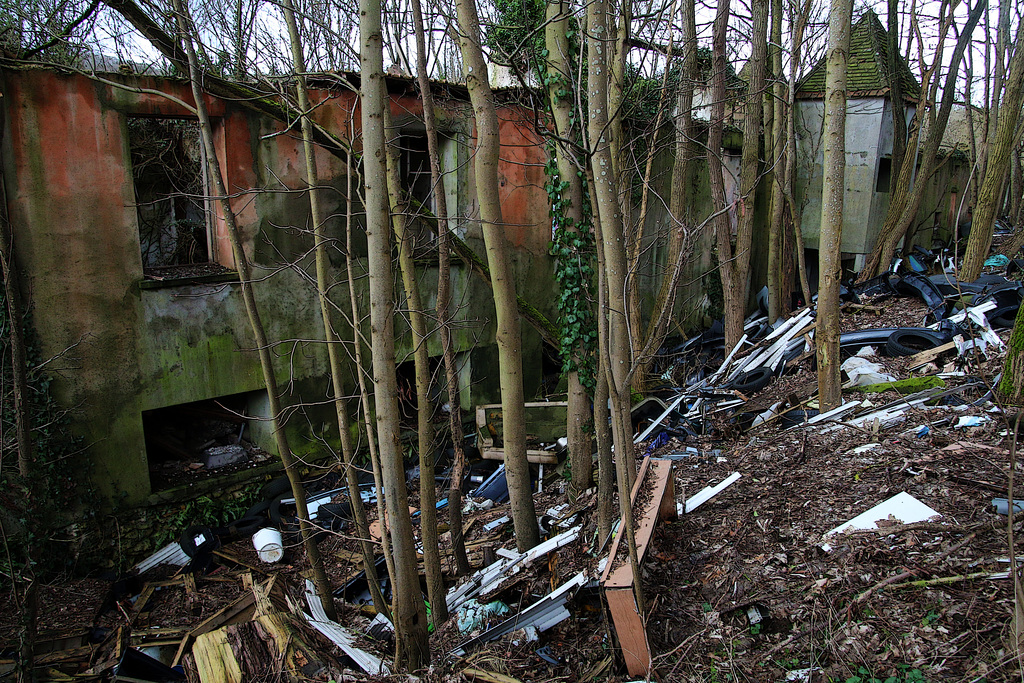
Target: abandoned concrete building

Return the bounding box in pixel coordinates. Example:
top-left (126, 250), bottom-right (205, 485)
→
top-left (1, 67), bottom-right (560, 514)
top-left (1, 42), bottom-right (966, 558)
top-left (796, 9), bottom-right (969, 276)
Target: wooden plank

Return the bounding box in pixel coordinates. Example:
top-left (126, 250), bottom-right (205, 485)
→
top-left (600, 458), bottom-right (676, 588)
top-left (600, 458), bottom-right (676, 678)
top-left (605, 587), bottom-right (651, 676)
top-left (908, 340), bottom-right (956, 368)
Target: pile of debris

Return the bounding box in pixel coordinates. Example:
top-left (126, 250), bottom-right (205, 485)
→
top-left (5, 262), bottom-right (1024, 682)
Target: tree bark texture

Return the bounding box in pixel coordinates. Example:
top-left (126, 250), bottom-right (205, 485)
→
top-left (960, 27), bottom-right (1024, 281)
top-left (546, 0), bottom-right (593, 497)
top-left (359, 0), bottom-right (430, 665)
top-left (409, 0), bottom-right (471, 576)
top-left (767, 0), bottom-right (786, 322)
top-left (171, 0), bottom-right (337, 621)
top-left (588, 0), bottom-right (645, 616)
top-left (279, 0), bottom-right (387, 619)
top-left (858, 0), bottom-right (986, 280)
top-left (382, 108), bottom-right (446, 626)
top-left (456, 0), bottom-right (540, 552)
top-left (816, 0), bottom-right (852, 411)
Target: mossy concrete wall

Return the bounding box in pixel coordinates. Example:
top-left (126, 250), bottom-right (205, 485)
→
top-left (0, 68), bottom-right (556, 507)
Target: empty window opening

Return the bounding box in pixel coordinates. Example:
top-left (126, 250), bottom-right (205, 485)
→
top-left (399, 134), bottom-right (439, 256)
top-left (129, 117), bottom-right (213, 275)
top-left (142, 390), bottom-right (271, 492)
top-left (876, 157), bottom-right (892, 193)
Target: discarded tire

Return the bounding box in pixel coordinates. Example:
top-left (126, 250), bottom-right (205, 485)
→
top-left (260, 475), bottom-right (292, 500)
top-left (885, 328), bottom-right (947, 357)
top-left (989, 304), bottom-right (1020, 329)
top-left (780, 409), bottom-right (819, 428)
top-left (727, 366), bottom-right (773, 394)
top-left (218, 515), bottom-right (264, 540)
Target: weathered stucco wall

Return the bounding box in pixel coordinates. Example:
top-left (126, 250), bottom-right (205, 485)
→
top-left (1, 68), bottom-right (555, 506)
top-left (796, 96), bottom-right (964, 271)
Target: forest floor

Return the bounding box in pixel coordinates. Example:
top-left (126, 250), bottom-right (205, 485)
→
top-left (4, 286), bottom-right (1024, 682)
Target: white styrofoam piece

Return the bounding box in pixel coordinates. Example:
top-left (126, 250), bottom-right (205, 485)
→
top-left (825, 492), bottom-right (940, 538)
top-left (685, 472), bottom-right (741, 513)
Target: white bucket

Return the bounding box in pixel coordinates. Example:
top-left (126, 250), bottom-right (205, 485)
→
top-left (252, 527), bottom-right (284, 563)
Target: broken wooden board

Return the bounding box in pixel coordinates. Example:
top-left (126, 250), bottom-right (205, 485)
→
top-left (599, 457), bottom-right (677, 677)
top-left (190, 582), bottom-right (339, 683)
top-left (171, 574), bottom-right (287, 667)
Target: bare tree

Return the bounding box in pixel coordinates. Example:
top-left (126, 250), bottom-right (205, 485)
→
top-left (455, 0), bottom-right (539, 551)
top-left (168, 0), bottom-right (338, 620)
top-left (359, 0), bottom-right (430, 663)
top-left (817, 0), bottom-right (852, 410)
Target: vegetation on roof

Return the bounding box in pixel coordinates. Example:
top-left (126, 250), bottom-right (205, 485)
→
top-left (798, 9), bottom-right (920, 98)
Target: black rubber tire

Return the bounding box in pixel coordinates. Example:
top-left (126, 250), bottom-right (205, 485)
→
top-left (990, 304), bottom-right (1020, 329)
top-left (244, 499), bottom-right (271, 519)
top-left (268, 494), bottom-right (291, 525)
top-left (780, 409), bottom-right (819, 428)
top-left (885, 329), bottom-right (947, 357)
top-left (260, 476), bottom-right (292, 501)
top-left (218, 516), bottom-right (265, 540)
top-left (179, 525), bottom-right (220, 558)
top-left (317, 501), bottom-right (352, 524)
top-left (727, 366), bottom-right (773, 394)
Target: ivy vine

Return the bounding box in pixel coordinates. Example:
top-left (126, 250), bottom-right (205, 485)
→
top-left (546, 152), bottom-right (598, 392)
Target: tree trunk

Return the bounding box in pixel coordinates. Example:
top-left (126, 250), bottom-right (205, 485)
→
top-left (359, 0), bottom-right (430, 665)
top-left (727, 0), bottom-right (768, 349)
top-left (170, 0), bottom-right (337, 621)
top-left (456, 0), bottom-right (539, 552)
top-left (545, 0), bottom-right (594, 498)
top-left (638, 0), bottom-right (696, 382)
top-left (817, 0), bottom-right (852, 411)
top-left (409, 0), bottom-right (471, 576)
top-left (708, 0), bottom-right (732, 337)
top-left (279, 0), bottom-right (387, 619)
top-left (343, 153), bottom-right (397, 597)
top-left (382, 109), bottom-right (446, 627)
top-left (886, 0), bottom-right (906, 179)
top-left (961, 29), bottom-right (1024, 281)
top-left (588, 0), bottom-right (645, 617)
top-left (857, 0), bottom-right (985, 281)
top-left (767, 0), bottom-right (786, 321)
top-left (783, 0), bottom-right (814, 308)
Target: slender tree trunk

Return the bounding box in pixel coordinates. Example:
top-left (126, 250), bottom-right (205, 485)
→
top-left (344, 152), bottom-right (397, 597)
top-left (817, 0), bottom-right (852, 411)
top-left (409, 0), bottom-right (471, 576)
top-left (382, 110), bottom-right (446, 627)
top-left (783, 0), bottom-right (813, 308)
top-left (589, 173), bottom-right (615, 544)
top-left (170, 0), bottom-right (337, 619)
top-left (455, 0), bottom-right (539, 551)
top-left (708, 0), bottom-right (733, 334)
top-left (589, 0), bottom-right (645, 617)
top-left (546, 0), bottom-right (593, 498)
top-left (858, 0), bottom-right (985, 280)
top-left (636, 0), bottom-right (696, 382)
top-left (886, 0), bottom-right (907, 178)
top-left (279, 0), bottom-right (387, 618)
top-left (726, 0), bottom-right (768, 349)
top-left (767, 0), bottom-right (786, 321)
top-left (0, 109), bottom-right (38, 682)
top-left (359, 0), bottom-right (430, 664)
top-left (961, 30), bottom-right (1024, 280)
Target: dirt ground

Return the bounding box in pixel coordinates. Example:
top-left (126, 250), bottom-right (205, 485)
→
top-left (4, 290), bottom-right (1024, 682)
